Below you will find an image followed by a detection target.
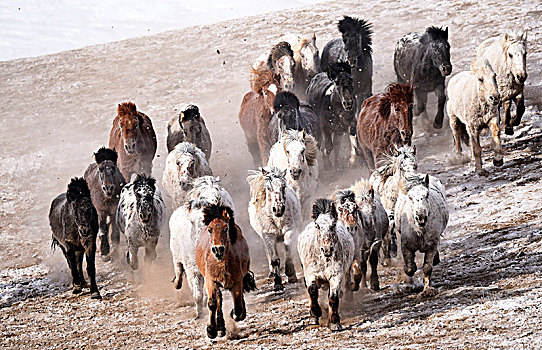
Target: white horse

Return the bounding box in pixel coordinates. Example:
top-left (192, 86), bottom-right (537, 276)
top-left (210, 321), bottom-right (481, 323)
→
top-left (267, 129), bottom-right (318, 216)
top-left (169, 176), bottom-right (234, 318)
top-left (297, 199), bottom-right (354, 331)
top-left (116, 174), bottom-right (165, 270)
top-left (280, 34), bottom-right (321, 99)
top-left (247, 166), bottom-right (301, 291)
top-left (477, 30), bottom-right (527, 135)
top-left (395, 172), bottom-right (448, 297)
top-left (162, 142), bottom-right (212, 209)
top-left (447, 59), bottom-right (501, 175)
top-left (351, 180), bottom-right (388, 291)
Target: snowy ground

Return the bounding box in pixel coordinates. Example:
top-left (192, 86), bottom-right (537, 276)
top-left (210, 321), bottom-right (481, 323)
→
top-left (1, 0), bottom-right (541, 348)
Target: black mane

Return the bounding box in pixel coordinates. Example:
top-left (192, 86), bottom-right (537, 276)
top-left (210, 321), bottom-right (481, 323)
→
top-left (311, 198), bottom-right (337, 221)
top-left (180, 104), bottom-right (200, 123)
top-left (333, 189), bottom-right (355, 203)
top-left (424, 26), bottom-right (448, 42)
top-left (326, 61), bottom-right (352, 80)
top-left (94, 147), bottom-right (118, 164)
top-left (267, 41), bottom-right (294, 71)
top-left (132, 173), bottom-right (156, 193)
top-left (338, 16), bottom-right (373, 54)
top-left (202, 204), bottom-right (238, 244)
top-left (66, 177), bottom-right (91, 202)
top-left (274, 91), bottom-right (300, 111)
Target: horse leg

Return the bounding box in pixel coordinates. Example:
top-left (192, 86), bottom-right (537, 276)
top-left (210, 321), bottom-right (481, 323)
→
top-left (75, 250), bottom-right (87, 288)
top-left (263, 232), bottom-right (283, 291)
top-left (328, 277), bottom-right (343, 331)
top-left (469, 129), bottom-right (486, 175)
top-left (110, 215), bottom-right (120, 259)
top-left (413, 89), bottom-right (428, 118)
top-left (144, 239), bottom-right (158, 265)
top-left (488, 117), bottom-right (503, 167)
top-left (348, 123), bottom-right (359, 168)
top-left (98, 214), bottom-right (110, 258)
top-left (172, 260), bottom-right (185, 290)
top-left (230, 281), bottom-right (247, 322)
top-left (65, 247), bottom-right (82, 294)
top-left (322, 130), bottom-right (333, 170)
top-left (369, 243), bottom-right (380, 291)
top-left (333, 132), bottom-right (343, 168)
top-left (402, 244), bottom-right (417, 282)
top-left (433, 83), bottom-right (446, 129)
top-left (205, 279), bottom-right (218, 339)
top-left (502, 99), bottom-right (513, 135)
top-left (307, 280), bottom-right (322, 325)
top-left (512, 92), bottom-right (525, 127)
top-left (215, 288), bottom-right (226, 337)
top-left (247, 137), bottom-right (262, 167)
top-left (127, 240), bottom-right (139, 270)
top-left (360, 144), bottom-right (375, 171)
top-left (360, 252), bottom-right (368, 289)
top-left (257, 134), bottom-right (271, 166)
top-left (283, 230), bottom-right (297, 283)
top-left (420, 249), bottom-right (438, 297)
top-left (185, 268), bottom-right (205, 319)
top-left (344, 266), bottom-right (353, 301)
top-left (449, 115), bottom-right (464, 155)
top-left (351, 258), bottom-right (362, 292)
top-left (84, 242), bottom-right (101, 299)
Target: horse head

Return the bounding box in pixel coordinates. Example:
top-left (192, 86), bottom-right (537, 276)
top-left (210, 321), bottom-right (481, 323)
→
top-left (326, 62), bottom-right (354, 111)
top-left (353, 181), bottom-right (377, 238)
top-left (94, 147), bottom-right (120, 198)
top-left (387, 84), bottom-right (414, 144)
top-left (132, 174), bottom-right (157, 224)
top-left (311, 199), bottom-right (339, 258)
top-left (179, 105), bottom-right (203, 141)
top-left (203, 205), bottom-right (237, 261)
top-left (268, 41), bottom-right (295, 92)
top-left (282, 129), bottom-right (316, 180)
top-left (299, 34), bottom-right (321, 79)
top-left (400, 173), bottom-right (430, 229)
top-left (66, 177), bottom-right (96, 237)
top-left (502, 31), bottom-right (527, 84)
top-left (173, 143), bottom-right (201, 190)
top-left (261, 167), bottom-right (287, 218)
top-left (338, 16), bottom-right (373, 66)
top-left (422, 27), bottom-right (452, 76)
top-left (333, 189), bottom-right (358, 230)
top-left (273, 91), bottom-right (300, 132)
top-left (117, 102), bottom-right (140, 155)
top-left (471, 59), bottom-right (500, 106)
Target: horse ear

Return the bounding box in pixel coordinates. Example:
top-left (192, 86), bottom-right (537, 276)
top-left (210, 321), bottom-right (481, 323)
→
top-left (369, 187), bottom-right (374, 200)
top-left (281, 169), bottom-right (287, 178)
top-left (424, 174), bottom-right (430, 186)
top-left (502, 33), bottom-right (510, 44)
top-left (179, 112), bottom-right (185, 123)
top-left (312, 33), bottom-right (317, 44)
top-left (302, 129), bottom-right (307, 140)
top-left (520, 30), bottom-right (527, 42)
top-left (412, 145), bottom-right (417, 155)
top-left (222, 208), bottom-right (230, 221)
top-left (260, 167), bottom-right (267, 176)
top-left (444, 27), bottom-right (448, 40)
top-left (470, 59), bottom-right (479, 74)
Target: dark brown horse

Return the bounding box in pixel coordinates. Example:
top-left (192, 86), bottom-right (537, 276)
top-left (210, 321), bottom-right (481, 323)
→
top-left (84, 147), bottom-right (125, 260)
top-left (239, 68), bottom-right (281, 166)
top-left (109, 102), bottom-right (157, 180)
top-left (356, 83), bottom-right (414, 170)
top-left (195, 203), bottom-right (256, 339)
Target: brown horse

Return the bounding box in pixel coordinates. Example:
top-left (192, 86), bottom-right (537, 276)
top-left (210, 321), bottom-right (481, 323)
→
top-left (356, 83), bottom-right (414, 170)
top-left (109, 102), bottom-right (157, 180)
top-left (195, 202), bottom-right (256, 339)
top-left (239, 68), bottom-right (281, 166)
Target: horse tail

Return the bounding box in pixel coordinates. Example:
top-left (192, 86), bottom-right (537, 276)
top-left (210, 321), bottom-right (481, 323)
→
top-left (51, 236), bottom-right (60, 252)
top-left (243, 270), bottom-right (257, 293)
top-left (458, 120), bottom-right (470, 146)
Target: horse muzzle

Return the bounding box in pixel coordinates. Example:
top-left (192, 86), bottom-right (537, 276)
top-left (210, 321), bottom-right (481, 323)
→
top-left (291, 169), bottom-right (302, 180)
top-left (400, 130), bottom-right (411, 143)
top-left (321, 246), bottom-right (333, 258)
top-left (489, 94), bottom-right (500, 106)
top-left (342, 100), bottom-right (354, 111)
top-left (211, 245), bottom-right (225, 261)
top-left (415, 214), bottom-right (427, 227)
top-left (102, 184), bottom-right (115, 198)
top-left (440, 64), bottom-right (452, 76)
top-left (139, 211), bottom-right (152, 224)
top-left (515, 73), bottom-right (527, 84)
top-left (272, 205), bottom-right (285, 218)
top-left (124, 140), bottom-right (136, 154)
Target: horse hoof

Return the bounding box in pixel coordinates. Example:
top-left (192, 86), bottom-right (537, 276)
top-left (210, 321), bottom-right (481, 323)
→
top-left (72, 286), bottom-right (82, 294)
top-left (173, 276), bottom-right (182, 290)
top-left (309, 316), bottom-right (319, 325)
top-left (478, 169), bottom-right (489, 177)
top-left (230, 309), bottom-right (246, 322)
top-left (287, 275), bottom-right (298, 284)
top-left (218, 329), bottom-right (226, 338)
top-left (101, 255), bottom-right (111, 262)
top-left (328, 322), bottom-right (343, 332)
top-left (370, 281), bottom-right (380, 291)
top-left (420, 287), bottom-right (438, 298)
top-left (505, 127), bottom-right (514, 135)
top-left (493, 158), bottom-right (504, 167)
top-left (433, 119), bottom-right (443, 129)
top-left (273, 282), bottom-right (284, 292)
top-left (206, 325), bottom-right (218, 339)
top-left (91, 292), bottom-right (102, 300)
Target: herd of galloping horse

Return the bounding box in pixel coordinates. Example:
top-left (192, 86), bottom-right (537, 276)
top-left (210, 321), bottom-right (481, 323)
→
top-left (48, 16), bottom-right (528, 337)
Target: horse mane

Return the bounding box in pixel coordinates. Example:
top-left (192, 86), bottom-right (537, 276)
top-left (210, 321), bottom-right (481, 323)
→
top-left (267, 41), bottom-right (294, 70)
top-left (283, 130), bottom-right (318, 166)
top-left (179, 104), bottom-right (200, 123)
top-left (247, 167), bottom-right (285, 211)
top-left (351, 179), bottom-right (374, 203)
top-left (377, 83), bottom-right (413, 119)
top-left (398, 172), bottom-right (428, 193)
top-left (132, 173), bottom-right (156, 193)
top-left (332, 189), bottom-right (355, 203)
top-left (274, 91), bottom-right (300, 111)
top-left (118, 102), bottom-right (137, 117)
top-left (250, 67), bottom-right (280, 94)
top-left (94, 147), bottom-right (118, 164)
top-left (311, 198), bottom-right (337, 221)
top-left (424, 26), bottom-right (448, 42)
top-left (66, 177), bottom-right (91, 202)
top-left (202, 204), bottom-right (237, 244)
top-left (326, 61), bottom-right (352, 80)
top-left (173, 142), bottom-right (205, 170)
top-left (338, 16), bottom-right (373, 54)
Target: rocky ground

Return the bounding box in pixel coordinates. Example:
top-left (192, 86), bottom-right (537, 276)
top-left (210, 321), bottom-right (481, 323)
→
top-left (1, 0), bottom-right (541, 348)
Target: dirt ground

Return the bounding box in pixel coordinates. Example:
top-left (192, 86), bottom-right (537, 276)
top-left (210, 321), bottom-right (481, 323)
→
top-left (1, 0), bottom-right (541, 349)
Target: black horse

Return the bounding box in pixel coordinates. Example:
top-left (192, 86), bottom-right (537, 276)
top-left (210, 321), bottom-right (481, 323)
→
top-left (269, 91), bottom-right (321, 147)
top-left (321, 16), bottom-right (373, 114)
top-left (306, 62), bottom-right (356, 170)
top-left (394, 26), bottom-right (452, 129)
top-left (49, 178), bottom-right (101, 299)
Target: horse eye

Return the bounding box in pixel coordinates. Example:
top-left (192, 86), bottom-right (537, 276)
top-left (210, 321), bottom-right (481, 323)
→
top-left (478, 77), bottom-right (484, 83)
top-left (508, 53), bottom-right (513, 58)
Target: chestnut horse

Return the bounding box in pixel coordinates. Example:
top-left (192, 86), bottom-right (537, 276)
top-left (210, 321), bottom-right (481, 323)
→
top-left (239, 68), bottom-right (281, 167)
top-left (109, 102), bottom-right (157, 180)
top-left (195, 203), bottom-right (256, 339)
top-left (356, 84), bottom-right (414, 170)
